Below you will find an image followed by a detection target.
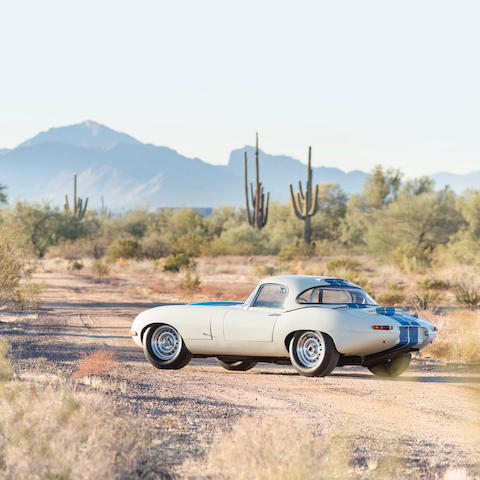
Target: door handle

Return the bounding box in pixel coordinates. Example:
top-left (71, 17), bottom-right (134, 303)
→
top-left (268, 313), bottom-right (280, 317)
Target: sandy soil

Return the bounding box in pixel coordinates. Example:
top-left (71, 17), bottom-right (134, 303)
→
top-left (1, 270), bottom-right (479, 478)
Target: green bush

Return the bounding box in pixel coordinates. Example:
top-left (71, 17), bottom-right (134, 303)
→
top-left (92, 261), bottom-right (110, 278)
top-left (13, 282), bottom-right (45, 310)
top-left (412, 290), bottom-right (440, 313)
top-left (326, 257), bottom-right (361, 274)
top-left (389, 245), bottom-right (431, 272)
top-left (108, 239), bottom-right (142, 260)
top-left (163, 253), bottom-right (192, 272)
top-left (178, 269), bottom-right (201, 293)
top-left (376, 291), bottom-right (406, 306)
top-left (455, 282), bottom-right (480, 309)
top-left (141, 233), bottom-right (170, 259)
top-left (417, 276), bottom-right (449, 291)
top-left (277, 242), bottom-right (316, 261)
top-left (70, 260), bottom-right (84, 271)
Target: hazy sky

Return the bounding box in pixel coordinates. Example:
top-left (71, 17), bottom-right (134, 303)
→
top-left (1, 0), bottom-right (479, 176)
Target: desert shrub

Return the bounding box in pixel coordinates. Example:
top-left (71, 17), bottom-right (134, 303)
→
top-left (91, 261), bottom-right (110, 278)
top-left (69, 260), bottom-right (84, 270)
top-left (172, 232), bottom-right (205, 257)
top-left (417, 276), bottom-right (449, 290)
top-left (73, 349), bottom-right (117, 379)
top-left (0, 343), bottom-right (165, 479)
top-left (423, 310), bottom-right (480, 362)
top-left (50, 237), bottom-right (109, 260)
top-left (0, 228), bottom-right (24, 302)
top-left (389, 245), bottom-right (431, 272)
top-left (0, 225), bottom-right (43, 309)
top-left (326, 257), bottom-right (361, 274)
top-left (277, 241), bottom-right (316, 261)
top-left (412, 290), bottom-right (441, 313)
top-left (344, 271), bottom-right (371, 292)
top-left (141, 232), bottom-right (170, 259)
top-left (455, 281), bottom-right (480, 309)
top-left (376, 290), bottom-right (406, 306)
top-left (12, 282), bottom-right (45, 310)
top-left (178, 269), bottom-right (201, 293)
top-left (219, 224), bottom-right (270, 255)
top-left (163, 253), bottom-right (192, 272)
top-left (108, 238), bottom-right (142, 260)
top-left (252, 263), bottom-right (276, 277)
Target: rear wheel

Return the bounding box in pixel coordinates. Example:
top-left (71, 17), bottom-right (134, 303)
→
top-left (367, 354), bottom-right (411, 377)
top-left (289, 331), bottom-right (339, 377)
top-left (216, 357), bottom-right (257, 371)
top-left (143, 325), bottom-right (191, 369)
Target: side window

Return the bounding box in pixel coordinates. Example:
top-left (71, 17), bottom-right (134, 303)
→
top-left (252, 284), bottom-right (287, 308)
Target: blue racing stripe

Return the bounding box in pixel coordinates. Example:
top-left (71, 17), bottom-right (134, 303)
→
top-left (324, 278), bottom-right (348, 286)
top-left (409, 327), bottom-right (419, 345)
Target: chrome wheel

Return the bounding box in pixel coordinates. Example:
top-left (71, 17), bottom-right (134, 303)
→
top-left (150, 325), bottom-right (181, 361)
top-left (296, 331), bottom-right (325, 368)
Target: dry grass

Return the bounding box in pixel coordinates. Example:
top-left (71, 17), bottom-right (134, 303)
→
top-left (73, 348), bottom-right (117, 379)
top-left (182, 415), bottom-right (468, 480)
top-left (0, 342), bottom-right (165, 479)
top-left (422, 310), bottom-right (480, 362)
top-left (183, 415), bottom-right (351, 480)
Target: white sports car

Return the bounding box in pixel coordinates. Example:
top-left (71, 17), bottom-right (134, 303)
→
top-left (129, 275), bottom-right (437, 377)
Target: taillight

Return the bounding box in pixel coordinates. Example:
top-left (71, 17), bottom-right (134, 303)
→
top-left (372, 325), bottom-right (393, 330)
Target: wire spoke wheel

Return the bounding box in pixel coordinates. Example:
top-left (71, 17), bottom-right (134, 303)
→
top-left (296, 331), bottom-right (326, 368)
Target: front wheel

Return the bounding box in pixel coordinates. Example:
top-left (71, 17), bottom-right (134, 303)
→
top-left (216, 357), bottom-right (257, 371)
top-left (143, 324), bottom-right (192, 369)
top-left (289, 331), bottom-right (339, 377)
top-left (367, 354), bottom-right (411, 377)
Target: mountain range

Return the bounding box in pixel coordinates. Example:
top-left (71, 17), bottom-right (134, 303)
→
top-left (0, 121), bottom-right (478, 210)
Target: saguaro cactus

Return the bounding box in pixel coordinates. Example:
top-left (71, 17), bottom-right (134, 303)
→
top-left (244, 133), bottom-right (269, 229)
top-left (64, 173), bottom-right (88, 219)
top-left (289, 146), bottom-right (319, 243)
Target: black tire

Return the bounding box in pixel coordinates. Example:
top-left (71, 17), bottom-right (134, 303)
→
top-left (289, 331), bottom-right (339, 377)
top-left (143, 325), bottom-right (192, 369)
top-left (216, 357), bottom-right (257, 371)
top-left (367, 354), bottom-right (411, 377)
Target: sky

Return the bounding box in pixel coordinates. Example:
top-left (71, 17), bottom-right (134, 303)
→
top-left (0, 0), bottom-right (479, 176)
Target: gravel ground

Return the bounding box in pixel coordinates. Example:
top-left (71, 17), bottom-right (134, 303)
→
top-left (1, 271), bottom-right (479, 479)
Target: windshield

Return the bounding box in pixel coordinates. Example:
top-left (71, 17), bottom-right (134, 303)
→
top-left (297, 286), bottom-right (378, 306)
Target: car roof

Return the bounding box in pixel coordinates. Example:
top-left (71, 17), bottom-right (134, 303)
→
top-left (259, 275), bottom-right (360, 293)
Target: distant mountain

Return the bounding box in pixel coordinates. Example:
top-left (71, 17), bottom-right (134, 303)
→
top-left (431, 171), bottom-right (480, 192)
top-left (0, 121), bottom-right (477, 210)
top-left (19, 120), bottom-right (140, 149)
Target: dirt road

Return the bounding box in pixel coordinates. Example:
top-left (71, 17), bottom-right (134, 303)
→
top-left (1, 271), bottom-right (479, 478)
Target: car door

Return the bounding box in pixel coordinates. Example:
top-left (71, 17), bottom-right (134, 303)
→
top-left (223, 284), bottom-right (287, 349)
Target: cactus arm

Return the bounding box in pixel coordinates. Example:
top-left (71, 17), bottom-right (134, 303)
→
top-left (289, 184), bottom-right (303, 219)
top-left (81, 198), bottom-right (88, 219)
top-left (298, 180), bottom-right (304, 199)
top-left (262, 192), bottom-right (270, 226)
top-left (308, 184), bottom-right (319, 216)
top-left (64, 194), bottom-right (70, 212)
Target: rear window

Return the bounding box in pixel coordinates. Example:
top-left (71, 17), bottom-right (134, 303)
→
top-left (297, 286), bottom-right (377, 306)
top-left (252, 284), bottom-right (288, 308)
